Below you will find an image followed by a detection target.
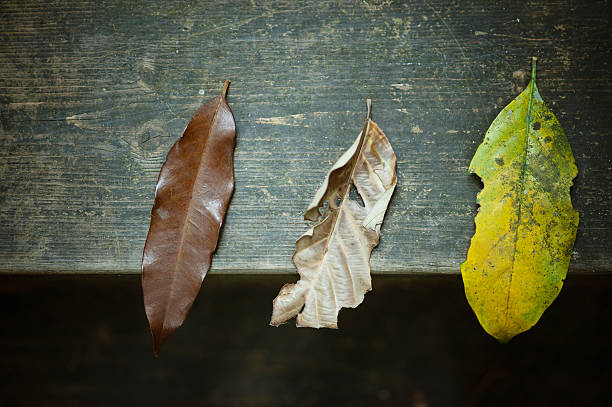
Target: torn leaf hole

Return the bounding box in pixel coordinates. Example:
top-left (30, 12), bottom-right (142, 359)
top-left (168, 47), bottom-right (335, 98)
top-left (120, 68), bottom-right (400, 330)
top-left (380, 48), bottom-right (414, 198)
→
top-left (533, 121), bottom-right (541, 130)
top-left (319, 201), bottom-right (329, 218)
top-left (349, 183), bottom-right (365, 207)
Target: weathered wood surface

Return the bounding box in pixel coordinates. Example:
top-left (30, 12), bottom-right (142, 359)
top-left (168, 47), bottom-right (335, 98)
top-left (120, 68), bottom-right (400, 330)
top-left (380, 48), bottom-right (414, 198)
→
top-left (0, 0), bottom-right (610, 274)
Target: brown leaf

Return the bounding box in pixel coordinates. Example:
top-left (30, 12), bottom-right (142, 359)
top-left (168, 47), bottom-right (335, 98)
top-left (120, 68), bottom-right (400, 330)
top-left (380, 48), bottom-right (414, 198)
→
top-left (271, 100), bottom-right (397, 328)
top-left (141, 81), bottom-right (236, 355)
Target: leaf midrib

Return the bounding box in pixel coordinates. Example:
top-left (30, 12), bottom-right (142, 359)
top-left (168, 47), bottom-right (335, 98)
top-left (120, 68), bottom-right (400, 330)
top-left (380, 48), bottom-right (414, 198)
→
top-left (301, 118), bottom-right (371, 323)
top-left (505, 75), bottom-right (537, 321)
top-left (161, 94), bottom-right (225, 331)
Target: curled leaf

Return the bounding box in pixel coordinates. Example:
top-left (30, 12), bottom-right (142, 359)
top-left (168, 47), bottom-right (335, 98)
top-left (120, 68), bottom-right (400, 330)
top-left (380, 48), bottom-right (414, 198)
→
top-left (142, 81), bottom-right (236, 355)
top-left (461, 58), bottom-right (579, 342)
top-left (271, 100), bottom-right (397, 328)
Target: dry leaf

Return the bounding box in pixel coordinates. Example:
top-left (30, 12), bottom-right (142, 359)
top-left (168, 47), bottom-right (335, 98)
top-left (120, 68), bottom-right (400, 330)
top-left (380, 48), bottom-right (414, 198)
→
top-left (142, 81), bottom-right (236, 355)
top-left (461, 58), bottom-right (579, 342)
top-left (271, 100), bottom-right (397, 328)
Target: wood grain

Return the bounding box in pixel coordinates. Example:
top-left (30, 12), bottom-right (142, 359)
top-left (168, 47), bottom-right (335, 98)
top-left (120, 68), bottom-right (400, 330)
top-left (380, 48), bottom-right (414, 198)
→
top-left (0, 0), bottom-right (610, 274)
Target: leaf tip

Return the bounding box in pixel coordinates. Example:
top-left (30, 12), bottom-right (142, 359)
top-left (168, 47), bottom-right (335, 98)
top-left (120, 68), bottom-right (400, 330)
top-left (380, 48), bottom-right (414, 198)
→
top-left (150, 325), bottom-right (171, 357)
top-left (152, 337), bottom-right (162, 357)
top-left (496, 333), bottom-right (514, 344)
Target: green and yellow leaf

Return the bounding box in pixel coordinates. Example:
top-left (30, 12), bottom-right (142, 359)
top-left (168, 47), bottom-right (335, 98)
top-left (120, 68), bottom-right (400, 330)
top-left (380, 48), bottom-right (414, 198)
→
top-left (461, 58), bottom-right (579, 343)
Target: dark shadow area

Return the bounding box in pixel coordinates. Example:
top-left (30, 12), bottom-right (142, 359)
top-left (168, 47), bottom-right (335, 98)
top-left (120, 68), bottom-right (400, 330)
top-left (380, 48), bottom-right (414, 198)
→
top-left (1, 274), bottom-right (611, 406)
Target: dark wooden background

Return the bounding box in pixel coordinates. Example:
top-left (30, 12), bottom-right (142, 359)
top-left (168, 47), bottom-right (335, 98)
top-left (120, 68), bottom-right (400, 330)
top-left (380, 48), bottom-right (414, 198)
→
top-left (1, 274), bottom-right (612, 406)
top-left (1, 0), bottom-right (610, 274)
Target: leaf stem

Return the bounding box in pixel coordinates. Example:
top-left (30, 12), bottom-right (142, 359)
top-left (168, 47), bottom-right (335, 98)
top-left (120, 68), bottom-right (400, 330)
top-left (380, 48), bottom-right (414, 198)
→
top-left (366, 98), bottom-right (372, 119)
top-left (222, 80), bottom-right (230, 98)
top-left (531, 57), bottom-right (537, 82)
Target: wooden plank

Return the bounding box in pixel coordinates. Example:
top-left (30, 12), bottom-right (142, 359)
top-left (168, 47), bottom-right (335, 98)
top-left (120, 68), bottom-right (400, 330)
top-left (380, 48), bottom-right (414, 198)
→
top-left (0, 0), bottom-right (610, 274)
